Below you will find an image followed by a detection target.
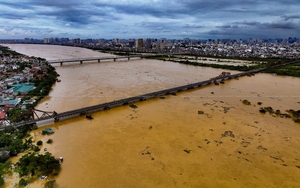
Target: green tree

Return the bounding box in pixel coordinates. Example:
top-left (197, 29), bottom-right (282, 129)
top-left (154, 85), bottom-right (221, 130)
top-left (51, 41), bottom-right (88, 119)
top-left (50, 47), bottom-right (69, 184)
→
top-left (16, 152), bottom-right (61, 177)
top-left (45, 180), bottom-right (59, 188)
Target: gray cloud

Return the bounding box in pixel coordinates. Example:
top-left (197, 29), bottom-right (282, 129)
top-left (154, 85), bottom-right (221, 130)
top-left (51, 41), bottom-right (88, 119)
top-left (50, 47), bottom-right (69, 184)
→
top-left (281, 14), bottom-right (300, 21)
top-left (234, 21), bottom-right (299, 30)
top-left (205, 20), bottom-right (300, 39)
top-left (0, 0), bottom-right (299, 39)
top-left (216, 25), bottom-right (239, 29)
top-left (183, 24), bottom-right (205, 29)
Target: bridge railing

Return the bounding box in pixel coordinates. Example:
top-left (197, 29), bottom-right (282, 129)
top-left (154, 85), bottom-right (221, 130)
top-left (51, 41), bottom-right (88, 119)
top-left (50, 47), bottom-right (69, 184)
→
top-left (47, 53), bottom-right (188, 63)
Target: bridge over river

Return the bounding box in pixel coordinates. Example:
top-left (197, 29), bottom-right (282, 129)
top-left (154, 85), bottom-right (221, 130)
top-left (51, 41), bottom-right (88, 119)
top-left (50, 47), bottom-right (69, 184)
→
top-left (2, 60), bottom-right (299, 130)
top-left (47, 53), bottom-right (186, 65)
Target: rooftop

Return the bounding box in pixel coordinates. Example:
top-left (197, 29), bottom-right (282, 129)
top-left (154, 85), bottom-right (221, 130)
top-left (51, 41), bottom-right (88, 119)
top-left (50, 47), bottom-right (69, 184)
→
top-left (12, 83), bottom-right (35, 93)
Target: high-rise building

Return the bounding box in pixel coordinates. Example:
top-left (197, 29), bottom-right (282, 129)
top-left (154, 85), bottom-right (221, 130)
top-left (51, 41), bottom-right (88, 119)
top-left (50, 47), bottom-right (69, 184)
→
top-left (44, 38), bottom-right (54, 44)
top-left (136, 38), bottom-right (144, 48)
top-left (60, 38), bottom-right (69, 44)
top-left (113, 38), bottom-right (120, 44)
top-left (44, 38), bottom-right (50, 44)
top-left (145, 38), bottom-right (152, 49)
top-left (98, 38), bottom-right (105, 44)
top-left (159, 40), bottom-right (165, 49)
top-left (73, 38), bottom-right (81, 44)
top-left (128, 39), bottom-right (135, 48)
top-left (85, 38), bottom-right (93, 43)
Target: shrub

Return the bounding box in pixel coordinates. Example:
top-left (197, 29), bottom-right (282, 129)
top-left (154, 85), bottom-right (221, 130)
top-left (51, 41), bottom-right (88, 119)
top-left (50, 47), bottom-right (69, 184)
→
top-left (19, 178), bottom-right (28, 187)
top-left (259, 108), bottom-right (266, 113)
top-left (0, 177), bottom-right (4, 188)
top-left (45, 179), bottom-right (59, 188)
top-left (47, 139), bottom-right (53, 144)
top-left (52, 169), bottom-right (60, 176)
top-left (264, 107), bottom-right (274, 113)
top-left (294, 118), bottom-right (300, 123)
top-left (33, 146), bottom-right (40, 152)
top-left (242, 99), bottom-right (251, 105)
top-left (3, 126), bottom-right (15, 134)
top-left (37, 140), bottom-right (43, 146)
top-left (16, 152), bottom-right (61, 178)
top-left (198, 110), bottom-right (204, 114)
top-left (129, 104), bottom-right (138, 108)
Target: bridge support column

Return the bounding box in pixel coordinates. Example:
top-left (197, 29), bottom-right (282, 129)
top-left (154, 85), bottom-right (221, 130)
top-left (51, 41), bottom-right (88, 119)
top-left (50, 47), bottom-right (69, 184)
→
top-left (114, 58), bottom-right (116, 62)
top-left (98, 59), bottom-right (100, 63)
top-left (60, 62), bottom-right (63, 66)
top-left (80, 61), bottom-right (83, 64)
top-left (128, 57), bottom-right (130, 61)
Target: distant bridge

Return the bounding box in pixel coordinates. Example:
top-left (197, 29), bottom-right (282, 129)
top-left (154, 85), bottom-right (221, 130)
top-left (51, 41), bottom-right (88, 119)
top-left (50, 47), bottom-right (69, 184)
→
top-left (47, 53), bottom-right (186, 65)
top-left (1, 60), bottom-right (299, 130)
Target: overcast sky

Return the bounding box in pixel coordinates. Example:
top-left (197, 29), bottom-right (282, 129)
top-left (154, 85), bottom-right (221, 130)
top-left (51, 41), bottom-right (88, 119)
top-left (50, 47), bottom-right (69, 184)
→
top-left (0, 0), bottom-right (300, 40)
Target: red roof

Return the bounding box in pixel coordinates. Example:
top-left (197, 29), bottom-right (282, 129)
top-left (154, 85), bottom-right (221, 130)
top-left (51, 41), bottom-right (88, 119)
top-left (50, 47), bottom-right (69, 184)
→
top-left (0, 111), bottom-right (6, 119)
top-left (4, 104), bottom-right (14, 111)
top-left (36, 74), bottom-right (44, 79)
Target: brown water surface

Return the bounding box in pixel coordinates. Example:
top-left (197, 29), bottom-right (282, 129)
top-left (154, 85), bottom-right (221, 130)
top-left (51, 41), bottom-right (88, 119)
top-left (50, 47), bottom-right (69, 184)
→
top-left (4, 44), bottom-right (300, 188)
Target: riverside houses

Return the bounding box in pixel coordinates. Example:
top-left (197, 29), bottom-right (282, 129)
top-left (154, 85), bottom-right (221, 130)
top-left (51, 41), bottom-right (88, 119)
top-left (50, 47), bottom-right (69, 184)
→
top-left (0, 53), bottom-right (45, 126)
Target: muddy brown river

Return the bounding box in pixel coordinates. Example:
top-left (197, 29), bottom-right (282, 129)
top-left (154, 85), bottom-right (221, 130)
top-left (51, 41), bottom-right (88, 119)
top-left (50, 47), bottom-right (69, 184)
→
top-left (3, 44), bottom-right (300, 188)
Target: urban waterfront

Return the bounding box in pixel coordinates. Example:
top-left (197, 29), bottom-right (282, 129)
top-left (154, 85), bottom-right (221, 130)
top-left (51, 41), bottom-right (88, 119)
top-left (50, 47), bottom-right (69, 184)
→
top-left (3, 44), bottom-right (300, 187)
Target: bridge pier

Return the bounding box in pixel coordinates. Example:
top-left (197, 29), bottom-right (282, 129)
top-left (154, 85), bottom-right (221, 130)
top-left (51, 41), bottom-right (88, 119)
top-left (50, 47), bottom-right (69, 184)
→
top-left (98, 59), bottom-right (100, 63)
top-left (128, 57), bottom-right (130, 60)
top-left (80, 61), bottom-right (83, 64)
top-left (60, 62), bottom-right (63, 66)
top-left (114, 58), bottom-right (116, 62)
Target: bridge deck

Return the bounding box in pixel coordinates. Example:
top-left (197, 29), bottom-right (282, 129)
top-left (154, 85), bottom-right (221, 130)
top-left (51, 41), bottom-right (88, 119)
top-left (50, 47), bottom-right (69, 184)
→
top-left (47, 53), bottom-right (185, 64)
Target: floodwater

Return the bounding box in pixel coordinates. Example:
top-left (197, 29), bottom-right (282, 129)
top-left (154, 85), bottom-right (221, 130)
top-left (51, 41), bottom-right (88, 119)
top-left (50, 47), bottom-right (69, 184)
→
top-left (174, 56), bottom-right (264, 66)
top-left (3, 44), bottom-right (300, 188)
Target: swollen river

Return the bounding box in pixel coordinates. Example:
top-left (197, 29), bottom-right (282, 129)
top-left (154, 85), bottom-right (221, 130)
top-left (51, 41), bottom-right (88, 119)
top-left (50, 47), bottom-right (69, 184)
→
top-left (4, 44), bottom-right (300, 188)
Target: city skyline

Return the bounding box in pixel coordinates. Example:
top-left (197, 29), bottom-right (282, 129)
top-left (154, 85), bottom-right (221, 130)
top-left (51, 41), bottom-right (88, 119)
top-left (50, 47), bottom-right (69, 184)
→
top-left (0, 0), bottom-right (300, 39)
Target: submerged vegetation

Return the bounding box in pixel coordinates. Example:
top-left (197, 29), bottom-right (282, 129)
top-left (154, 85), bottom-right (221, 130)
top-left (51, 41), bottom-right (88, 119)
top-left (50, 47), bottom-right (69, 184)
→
top-left (263, 62), bottom-right (300, 77)
top-left (259, 106), bottom-right (300, 123)
top-left (0, 123), bottom-right (60, 186)
top-left (242, 99), bottom-right (251, 105)
top-left (0, 124), bottom-right (39, 185)
top-left (152, 55), bottom-right (300, 77)
top-left (129, 104), bottom-right (138, 109)
top-left (47, 139), bottom-right (53, 144)
top-left (16, 152), bottom-right (61, 177)
top-left (44, 179), bottom-right (59, 188)
top-left (0, 122), bottom-right (61, 186)
top-left (162, 58), bottom-right (263, 71)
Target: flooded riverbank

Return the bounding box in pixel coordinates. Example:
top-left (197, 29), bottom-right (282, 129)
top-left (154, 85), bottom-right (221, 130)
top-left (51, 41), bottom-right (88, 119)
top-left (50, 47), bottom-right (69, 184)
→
top-left (4, 44), bottom-right (300, 188)
top-left (174, 56), bottom-right (265, 66)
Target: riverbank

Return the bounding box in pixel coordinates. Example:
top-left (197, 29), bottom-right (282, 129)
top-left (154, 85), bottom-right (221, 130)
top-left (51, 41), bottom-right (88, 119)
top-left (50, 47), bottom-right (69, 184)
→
top-left (86, 48), bottom-right (300, 78)
top-left (149, 55), bottom-right (300, 77)
top-left (0, 45), bottom-right (61, 187)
